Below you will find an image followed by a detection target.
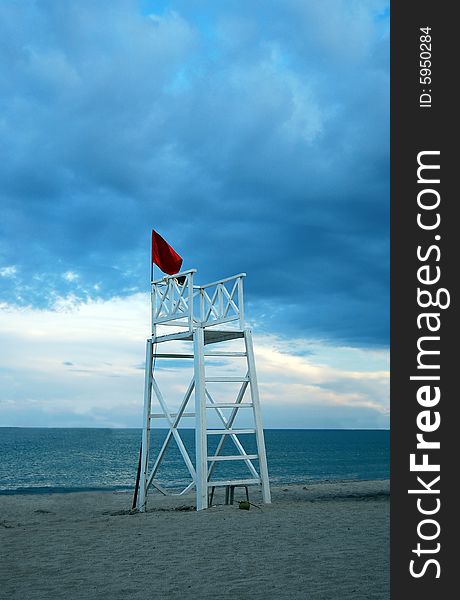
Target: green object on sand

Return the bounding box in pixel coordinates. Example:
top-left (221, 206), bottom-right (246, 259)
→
top-left (239, 500), bottom-right (250, 510)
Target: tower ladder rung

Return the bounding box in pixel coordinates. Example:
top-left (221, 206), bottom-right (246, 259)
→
top-left (204, 352), bottom-right (247, 357)
top-left (207, 454), bottom-right (259, 461)
top-left (207, 428), bottom-right (256, 435)
top-left (206, 403), bottom-right (253, 408)
top-left (150, 412), bottom-right (195, 418)
top-left (154, 353), bottom-right (194, 359)
top-left (205, 376), bottom-right (249, 382)
top-left (206, 479), bottom-right (261, 487)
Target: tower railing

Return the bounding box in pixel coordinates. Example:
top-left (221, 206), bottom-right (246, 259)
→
top-left (151, 269), bottom-right (196, 331)
top-left (151, 269), bottom-right (246, 333)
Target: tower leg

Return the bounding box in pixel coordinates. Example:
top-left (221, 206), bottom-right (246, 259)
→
top-left (245, 328), bottom-right (272, 504)
top-left (194, 327), bottom-right (208, 510)
top-left (137, 338), bottom-right (153, 512)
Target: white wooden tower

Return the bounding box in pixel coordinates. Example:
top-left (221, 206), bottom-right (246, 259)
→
top-left (134, 269), bottom-right (271, 511)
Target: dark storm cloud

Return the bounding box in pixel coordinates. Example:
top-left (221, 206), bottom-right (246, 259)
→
top-left (0, 0), bottom-right (389, 346)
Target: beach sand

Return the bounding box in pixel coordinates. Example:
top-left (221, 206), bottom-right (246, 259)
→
top-left (0, 480), bottom-right (389, 600)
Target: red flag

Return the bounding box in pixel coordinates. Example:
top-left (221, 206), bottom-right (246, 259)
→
top-left (151, 230), bottom-right (183, 275)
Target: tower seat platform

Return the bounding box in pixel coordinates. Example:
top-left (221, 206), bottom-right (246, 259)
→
top-left (153, 329), bottom-right (245, 345)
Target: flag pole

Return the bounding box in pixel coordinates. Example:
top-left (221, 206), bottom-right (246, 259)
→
top-left (133, 230), bottom-right (155, 510)
top-left (150, 229), bottom-right (154, 283)
top-left (131, 230), bottom-right (155, 510)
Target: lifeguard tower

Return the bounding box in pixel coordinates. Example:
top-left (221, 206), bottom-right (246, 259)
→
top-left (134, 269), bottom-right (271, 511)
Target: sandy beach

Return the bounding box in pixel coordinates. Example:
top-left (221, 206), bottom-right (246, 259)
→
top-left (0, 480), bottom-right (389, 600)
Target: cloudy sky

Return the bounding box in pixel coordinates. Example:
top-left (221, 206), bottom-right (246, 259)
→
top-left (0, 0), bottom-right (389, 428)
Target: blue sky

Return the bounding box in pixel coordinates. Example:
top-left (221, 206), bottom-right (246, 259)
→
top-left (0, 0), bottom-right (389, 428)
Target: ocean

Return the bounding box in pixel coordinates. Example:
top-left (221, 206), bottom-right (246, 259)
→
top-left (0, 428), bottom-right (389, 495)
